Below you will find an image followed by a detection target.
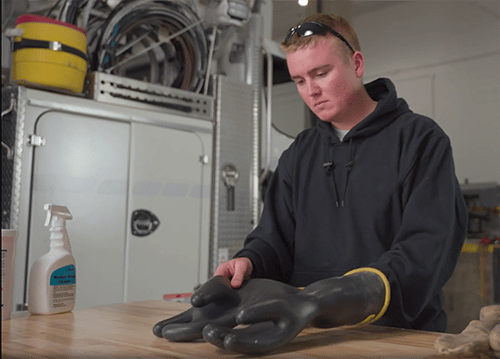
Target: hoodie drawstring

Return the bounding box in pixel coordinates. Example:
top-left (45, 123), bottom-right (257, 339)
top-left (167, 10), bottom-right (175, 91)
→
top-left (342, 138), bottom-right (355, 207)
top-left (323, 138), bottom-right (355, 207)
top-left (323, 140), bottom-right (340, 207)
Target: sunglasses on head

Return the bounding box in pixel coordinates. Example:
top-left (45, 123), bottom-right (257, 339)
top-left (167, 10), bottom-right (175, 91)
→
top-left (284, 21), bottom-right (356, 53)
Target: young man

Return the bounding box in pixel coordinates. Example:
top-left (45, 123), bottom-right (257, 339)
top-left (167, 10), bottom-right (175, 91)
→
top-left (214, 13), bottom-right (467, 332)
top-left (155, 13), bottom-right (467, 353)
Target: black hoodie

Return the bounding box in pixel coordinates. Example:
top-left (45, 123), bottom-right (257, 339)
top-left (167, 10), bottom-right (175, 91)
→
top-left (235, 78), bottom-right (467, 332)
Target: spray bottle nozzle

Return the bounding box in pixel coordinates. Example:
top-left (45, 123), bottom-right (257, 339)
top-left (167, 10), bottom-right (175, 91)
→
top-left (44, 204), bottom-right (72, 227)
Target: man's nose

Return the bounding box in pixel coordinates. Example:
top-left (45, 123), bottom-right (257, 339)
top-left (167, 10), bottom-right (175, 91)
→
top-left (307, 81), bottom-right (320, 96)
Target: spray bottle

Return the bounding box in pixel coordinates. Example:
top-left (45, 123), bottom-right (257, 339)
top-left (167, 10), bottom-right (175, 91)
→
top-left (28, 204), bottom-right (76, 315)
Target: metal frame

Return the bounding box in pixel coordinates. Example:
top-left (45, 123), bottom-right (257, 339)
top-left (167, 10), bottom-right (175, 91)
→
top-left (85, 72), bottom-right (214, 121)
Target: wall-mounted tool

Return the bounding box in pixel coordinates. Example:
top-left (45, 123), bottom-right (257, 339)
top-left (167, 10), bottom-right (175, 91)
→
top-left (222, 164), bottom-right (239, 211)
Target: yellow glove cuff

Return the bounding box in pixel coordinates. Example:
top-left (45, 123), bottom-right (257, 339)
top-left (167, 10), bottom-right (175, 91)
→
top-left (344, 267), bottom-right (391, 325)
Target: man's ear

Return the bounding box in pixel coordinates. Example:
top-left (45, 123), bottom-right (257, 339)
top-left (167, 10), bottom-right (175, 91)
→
top-left (352, 51), bottom-right (365, 78)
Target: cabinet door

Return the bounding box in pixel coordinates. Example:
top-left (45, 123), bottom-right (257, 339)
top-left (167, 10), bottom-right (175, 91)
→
top-left (125, 122), bottom-right (210, 302)
top-left (29, 112), bottom-right (130, 309)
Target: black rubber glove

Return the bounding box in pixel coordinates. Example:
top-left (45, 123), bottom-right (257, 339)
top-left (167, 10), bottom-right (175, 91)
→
top-left (152, 275), bottom-right (299, 341)
top-left (202, 268), bottom-right (390, 354)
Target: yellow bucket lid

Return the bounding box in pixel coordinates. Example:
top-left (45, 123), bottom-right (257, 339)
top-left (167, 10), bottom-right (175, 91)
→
top-left (15, 14), bottom-right (87, 36)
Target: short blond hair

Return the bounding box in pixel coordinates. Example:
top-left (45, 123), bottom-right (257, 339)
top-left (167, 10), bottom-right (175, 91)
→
top-left (280, 13), bottom-right (361, 56)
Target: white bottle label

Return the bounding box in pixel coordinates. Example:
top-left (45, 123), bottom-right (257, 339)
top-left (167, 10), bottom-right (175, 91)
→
top-left (50, 265), bottom-right (75, 309)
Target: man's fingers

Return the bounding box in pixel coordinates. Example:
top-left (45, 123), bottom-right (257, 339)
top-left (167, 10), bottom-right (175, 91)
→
top-left (213, 261), bottom-right (244, 288)
top-left (230, 258), bottom-right (253, 288)
top-left (230, 273), bottom-right (245, 288)
top-left (213, 258), bottom-right (253, 288)
top-left (213, 265), bottom-right (232, 278)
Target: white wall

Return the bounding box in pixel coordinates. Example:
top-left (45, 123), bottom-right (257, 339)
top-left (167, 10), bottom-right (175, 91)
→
top-left (272, 82), bottom-right (307, 137)
top-left (353, 1), bottom-right (500, 184)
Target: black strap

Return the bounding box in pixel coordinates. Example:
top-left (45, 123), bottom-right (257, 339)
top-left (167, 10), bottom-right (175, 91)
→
top-left (13, 38), bottom-right (87, 61)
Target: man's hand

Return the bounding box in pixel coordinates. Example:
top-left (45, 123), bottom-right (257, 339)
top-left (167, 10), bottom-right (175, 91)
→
top-left (153, 275), bottom-right (298, 342)
top-left (213, 257), bottom-right (253, 288)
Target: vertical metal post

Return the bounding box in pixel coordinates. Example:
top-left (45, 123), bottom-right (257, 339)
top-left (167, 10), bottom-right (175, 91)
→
top-left (245, 13), bottom-right (263, 227)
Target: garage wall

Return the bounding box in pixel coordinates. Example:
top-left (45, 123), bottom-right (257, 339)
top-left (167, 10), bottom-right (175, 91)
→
top-left (354, 1), bottom-right (500, 183)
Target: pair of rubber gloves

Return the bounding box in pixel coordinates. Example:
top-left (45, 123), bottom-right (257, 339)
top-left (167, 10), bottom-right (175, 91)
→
top-left (153, 267), bottom-right (390, 354)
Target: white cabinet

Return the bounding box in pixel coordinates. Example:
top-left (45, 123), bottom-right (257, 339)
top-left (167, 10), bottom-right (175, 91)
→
top-left (6, 86), bottom-right (213, 310)
top-left (126, 123), bottom-right (211, 302)
top-left (30, 112), bottom-right (130, 308)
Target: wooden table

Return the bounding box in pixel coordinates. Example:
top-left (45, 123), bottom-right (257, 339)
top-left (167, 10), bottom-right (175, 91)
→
top-left (2, 300), bottom-right (444, 358)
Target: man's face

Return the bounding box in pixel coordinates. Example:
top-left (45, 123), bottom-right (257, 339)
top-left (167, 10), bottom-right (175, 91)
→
top-left (286, 37), bottom-right (362, 125)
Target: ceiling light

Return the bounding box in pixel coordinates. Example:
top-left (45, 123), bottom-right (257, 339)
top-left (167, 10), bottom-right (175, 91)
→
top-left (298, 0), bottom-right (308, 7)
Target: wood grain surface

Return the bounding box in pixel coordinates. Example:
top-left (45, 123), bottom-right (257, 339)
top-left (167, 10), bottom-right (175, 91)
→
top-left (2, 300), bottom-right (444, 358)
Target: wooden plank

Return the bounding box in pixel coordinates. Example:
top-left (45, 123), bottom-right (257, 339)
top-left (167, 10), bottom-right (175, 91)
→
top-left (1, 300), bottom-right (442, 358)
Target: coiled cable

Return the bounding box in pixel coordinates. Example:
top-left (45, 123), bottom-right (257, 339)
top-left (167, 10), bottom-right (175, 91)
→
top-left (91, 0), bottom-right (207, 93)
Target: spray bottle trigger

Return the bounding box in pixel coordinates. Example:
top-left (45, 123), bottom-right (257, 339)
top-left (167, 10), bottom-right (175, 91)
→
top-left (44, 208), bottom-right (52, 227)
top-left (44, 204), bottom-right (73, 227)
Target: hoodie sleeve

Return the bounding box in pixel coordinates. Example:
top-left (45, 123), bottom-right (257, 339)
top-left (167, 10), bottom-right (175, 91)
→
top-left (234, 148), bottom-right (296, 282)
top-left (370, 127), bottom-right (468, 331)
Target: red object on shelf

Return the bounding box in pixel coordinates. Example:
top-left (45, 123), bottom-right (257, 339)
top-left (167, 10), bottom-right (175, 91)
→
top-left (479, 236), bottom-right (493, 245)
top-left (163, 293), bottom-right (192, 301)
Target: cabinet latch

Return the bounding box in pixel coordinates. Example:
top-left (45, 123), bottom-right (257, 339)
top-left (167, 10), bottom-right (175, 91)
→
top-left (29, 135), bottom-right (46, 147)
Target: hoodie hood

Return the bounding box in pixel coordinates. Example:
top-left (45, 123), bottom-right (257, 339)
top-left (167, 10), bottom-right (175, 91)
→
top-left (316, 78), bottom-right (411, 141)
top-left (317, 78), bottom-right (411, 206)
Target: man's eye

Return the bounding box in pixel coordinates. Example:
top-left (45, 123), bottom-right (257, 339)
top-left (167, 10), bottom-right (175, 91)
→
top-left (317, 72), bottom-right (326, 78)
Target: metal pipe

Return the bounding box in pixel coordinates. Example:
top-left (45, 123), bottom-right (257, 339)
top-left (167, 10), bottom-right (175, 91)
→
top-left (204, 26), bottom-right (217, 96)
top-left (245, 13), bottom-right (263, 226)
top-left (115, 30), bottom-right (152, 57)
top-left (81, 0), bottom-right (95, 30)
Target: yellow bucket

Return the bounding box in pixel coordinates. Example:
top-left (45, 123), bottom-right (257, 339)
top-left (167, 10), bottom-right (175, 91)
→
top-left (12, 14), bottom-right (87, 94)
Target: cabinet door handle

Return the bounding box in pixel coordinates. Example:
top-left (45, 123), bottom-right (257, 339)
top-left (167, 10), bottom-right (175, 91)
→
top-left (131, 209), bottom-right (160, 237)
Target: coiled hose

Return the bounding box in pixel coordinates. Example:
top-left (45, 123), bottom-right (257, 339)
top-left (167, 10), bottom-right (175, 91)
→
top-left (88, 0), bottom-right (207, 93)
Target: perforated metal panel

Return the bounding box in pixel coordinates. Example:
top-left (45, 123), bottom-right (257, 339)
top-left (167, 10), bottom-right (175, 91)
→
top-left (1, 90), bottom-right (15, 228)
top-left (210, 76), bottom-right (256, 274)
top-left (1, 87), bottom-right (24, 230)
